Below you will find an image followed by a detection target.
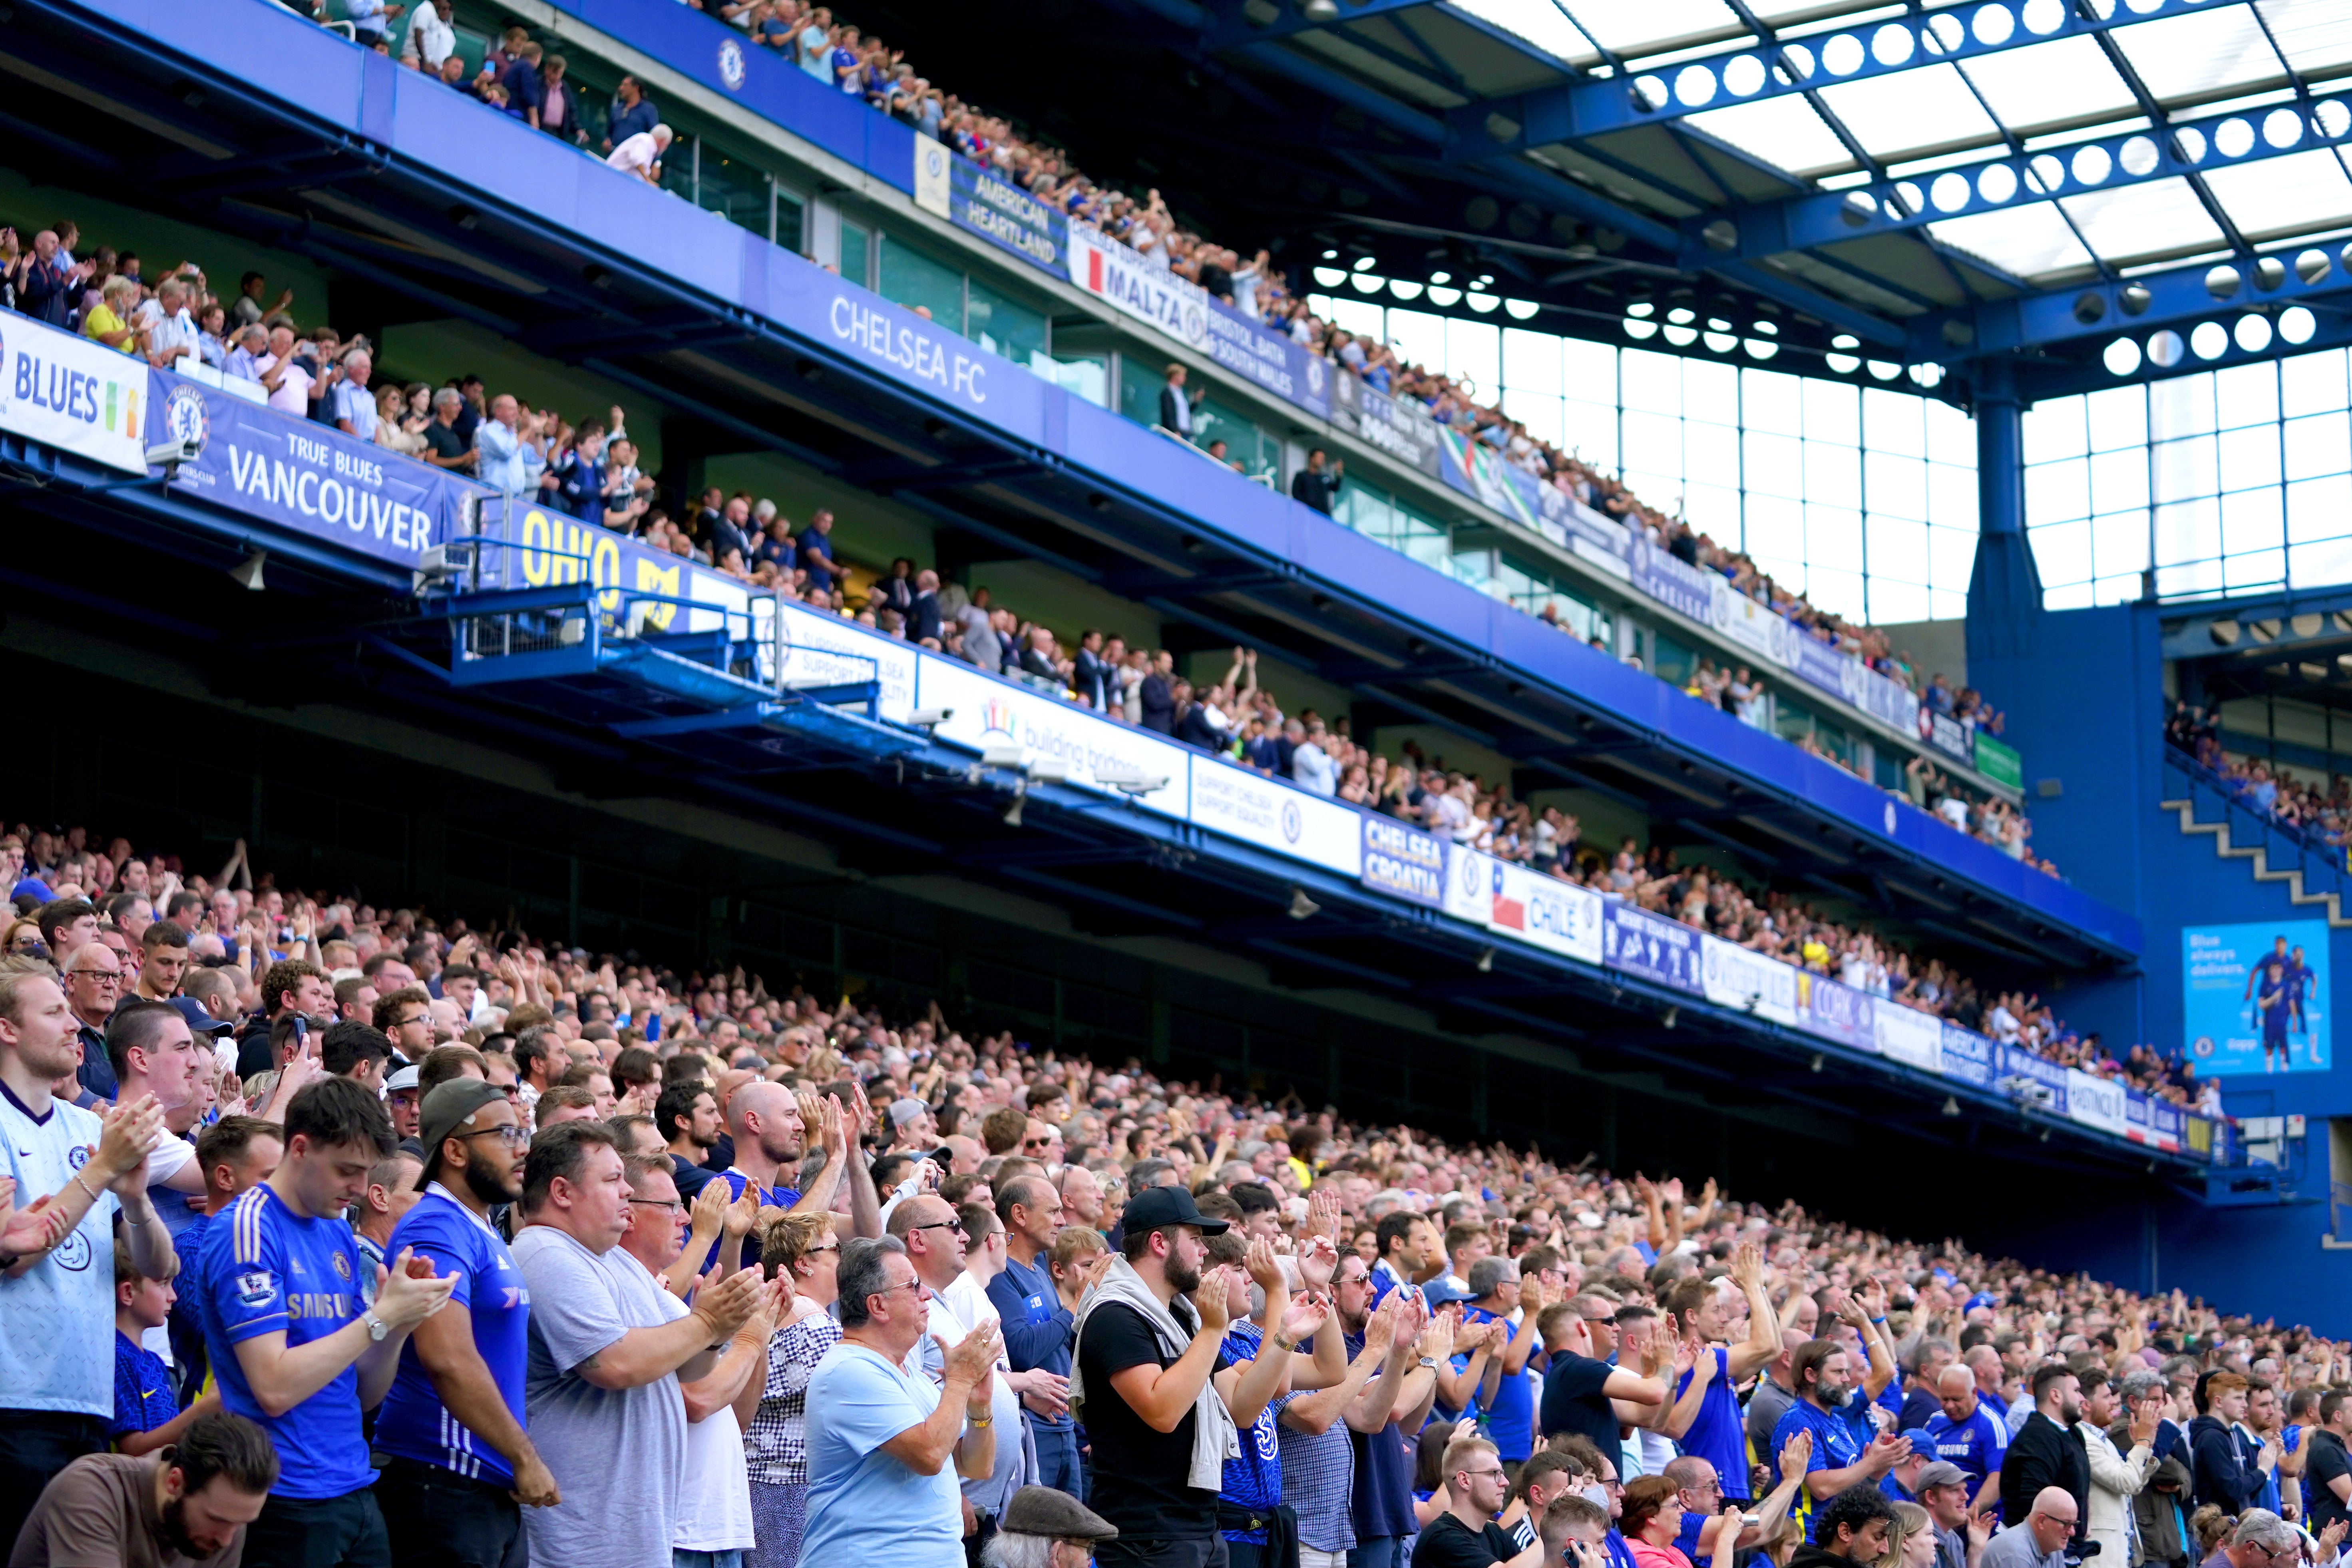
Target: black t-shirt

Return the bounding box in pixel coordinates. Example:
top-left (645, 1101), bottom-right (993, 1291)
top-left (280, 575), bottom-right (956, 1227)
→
top-left (1541, 1351), bottom-right (1621, 1450)
top-left (422, 420), bottom-right (471, 471)
top-left (1077, 1297), bottom-right (1232, 1538)
top-left (2309, 1430), bottom-right (2351, 1536)
top-left (1417, 1511), bottom-right (1521, 1568)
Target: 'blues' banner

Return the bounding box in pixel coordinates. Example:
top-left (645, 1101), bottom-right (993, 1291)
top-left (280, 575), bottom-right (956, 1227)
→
top-left (1361, 816), bottom-right (1445, 907)
top-left (1602, 901), bottom-right (1703, 993)
top-left (0, 313), bottom-right (149, 474)
top-left (149, 369), bottom-right (479, 566)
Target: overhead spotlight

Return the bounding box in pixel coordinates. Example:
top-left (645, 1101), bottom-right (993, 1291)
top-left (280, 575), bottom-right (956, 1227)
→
top-left (1808, 1053), bottom-right (1825, 1073)
top-left (1301, 0), bottom-right (1339, 18)
top-left (1941, 1096), bottom-right (1961, 1118)
top-left (227, 549), bottom-right (267, 591)
top-left (1287, 887), bottom-right (1320, 921)
top-left (1662, 1005), bottom-right (1679, 1029)
top-left (1476, 945), bottom-right (1495, 973)
top-left (1002, 787), bottom-right (1026, 828)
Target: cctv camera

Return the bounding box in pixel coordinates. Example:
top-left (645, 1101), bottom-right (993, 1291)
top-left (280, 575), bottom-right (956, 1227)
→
top-left (145, 436), bottom-right (202, 469)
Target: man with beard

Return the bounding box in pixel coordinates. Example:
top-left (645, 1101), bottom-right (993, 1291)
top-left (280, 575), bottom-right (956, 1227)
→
top-left (656, 1080), bottom-right (723, 1202)
top-left (372, 1079), bottom-right (560, 1568)
top-left (10, 1408), bottom-right (279, 1566)
top-left (1072, 1185), bottom-right (1311, 1568)
top-left (1772, 1339), bottom-right (1909, 1542)
top-left (2000, 1365), bottom-right (2089, 1544)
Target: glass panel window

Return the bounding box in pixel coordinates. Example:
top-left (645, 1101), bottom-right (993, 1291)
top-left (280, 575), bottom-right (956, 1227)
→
top-left (839, 219), bottom-right (872, 290)
top-left (877, 235), bottom-right (964, 333)
top-left (967, 275), bottom-right (1048, 368)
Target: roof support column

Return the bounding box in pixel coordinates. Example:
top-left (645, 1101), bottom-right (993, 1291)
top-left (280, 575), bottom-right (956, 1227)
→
top-left (1967, 360), bottom-right (2042, 668)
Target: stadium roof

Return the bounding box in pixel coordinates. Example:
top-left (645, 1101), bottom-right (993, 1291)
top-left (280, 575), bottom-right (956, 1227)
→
top-left (997, 0), bottom-right (2352, 394)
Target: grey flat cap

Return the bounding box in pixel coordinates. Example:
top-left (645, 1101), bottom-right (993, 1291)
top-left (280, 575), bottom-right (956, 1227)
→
top-left (998, 1485), bottom-right (1119, 1541)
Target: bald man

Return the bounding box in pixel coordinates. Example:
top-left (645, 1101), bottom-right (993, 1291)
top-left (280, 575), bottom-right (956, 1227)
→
top-left (1980, 1487), bottom-right (2077, 1568)
top-left (1926, 1363), bottom-right (2006, 1510)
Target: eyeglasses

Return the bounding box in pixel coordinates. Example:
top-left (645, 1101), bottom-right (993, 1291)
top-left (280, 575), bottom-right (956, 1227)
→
top-left (627, 1196), bottom-right (685, 1213)
top-left (67, 969), bottom-right (121, 984)
top-left (1458, 1466), bottom-right (1508, 1482)
top-left (804, 1243), bottom-right (840, 1256)
top-left (907, 1220), bottom-right (966, 1236)
top-left (463, 1125), bottom-right (529, 1146)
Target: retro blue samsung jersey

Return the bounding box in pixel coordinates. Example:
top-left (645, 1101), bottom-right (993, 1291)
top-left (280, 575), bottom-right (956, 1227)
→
top-left (372, 1185), bottom-right (531, 1486)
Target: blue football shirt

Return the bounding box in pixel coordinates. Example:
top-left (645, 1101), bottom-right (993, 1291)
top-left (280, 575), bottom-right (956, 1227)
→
top-left (201, 1184), bottom-right (374, 1499)
top-left (1675, 1345), bottom-right (1751, 1499)
top-left (373, 1185), bottom-right (532, 1485)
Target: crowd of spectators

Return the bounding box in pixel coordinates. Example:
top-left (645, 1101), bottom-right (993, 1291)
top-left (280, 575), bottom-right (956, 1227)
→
top-left (2166, 704), bottom-right (2352, 857)
top-left (293, 0), bottom-right (2010, 750)
top-left (0, 818), bottom-right (2300, 1568)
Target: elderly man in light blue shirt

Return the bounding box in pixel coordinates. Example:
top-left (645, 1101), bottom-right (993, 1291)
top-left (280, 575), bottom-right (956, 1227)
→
top-left (330, 350), bottom-right (379, 441)
top-left (475, 394), bottom-right (538, 496)
top-left (1291, 719), bottom-right (1337, 797)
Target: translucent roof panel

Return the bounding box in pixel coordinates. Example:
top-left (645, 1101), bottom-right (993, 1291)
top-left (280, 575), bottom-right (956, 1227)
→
top-left (1682, 96), bottom-right (1857, 177)
top-left (2258, 0), bottom-right (2352, 77)
top-left (1574, 0), bottom-right (1745, 58)
top-left (1925, 203), bottom-right (2096, 276)
top-left (1448, 0), bottom-right (1593, 67)
top-left (2199, 147), bottom-right (2352, 237)
top-left (1954, 38), bottom-right (2140, 134)
top-left (2110, 9), bottom-right (2287, 104)
top-left (1812, 64), bottom-right (2005, 161)
top-left (2058, 178), bottom-right (2231, 263)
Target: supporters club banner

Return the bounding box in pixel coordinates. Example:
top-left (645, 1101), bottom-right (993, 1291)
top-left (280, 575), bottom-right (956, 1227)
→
top-left (2183, 919), bottom-right (2331, 1075)
top-left (1699, 934), bottom-right (1799, 1026)
top-left (936, 147), bottom-right (1067, 273)
top-left (1602, 901), bottom-right (1703, 993)
top-left (1361, 816), bottom-right (1447, 907)
top-left (1626, 537), bottom-right (1717, 625)
top-left (775, 597), bottom-right (918, 722)
top-left (1333, 376), bottom-right (1447, 478)
top-left (1919, 708), bottom-right (1974, 766)
top-left (1190, 758), bottom-right (1362, 877)
top-left (1999, 1045), bottom-right (2069, 1115)
top-left (1064, 224), bottom-right (1329, 420)
top-left (149, 369), bottom-right (478, 567)
top-left (2125, 1090), bottom-right (2183, 1152)
top-left (0, 313), bottom-right (148, 474)
top-left (1939, 1024), bottom-right (1996, 1088)
top-left (2066, 1068), bottom-right (2129, 1138)
top-left (1489, 862), bottom-right (1604, 965)
top-left (1443, 845), bottom-right (1497, 929)
top-left (1796, 973), bottom-right (1875, 1053)
top-left (1874, 998), bottom-right (1944, 1074)
top-left (1974, 732), bottom-right (2023, 790)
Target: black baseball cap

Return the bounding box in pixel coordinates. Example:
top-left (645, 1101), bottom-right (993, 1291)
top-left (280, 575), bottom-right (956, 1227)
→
top-left (414, 1079), bottom-right (509, 1188)
top-left (1120, 1183), bottom-right (1230, 1236)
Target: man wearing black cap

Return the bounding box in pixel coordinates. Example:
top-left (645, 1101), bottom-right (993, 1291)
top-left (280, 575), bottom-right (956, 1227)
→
top-left (371, 1079), bottom-right (560, 1568)
top-left (1069, 1184), bottom-right (1311, 1568)
top-left (987, 1482), bottom-right (1122, 1568)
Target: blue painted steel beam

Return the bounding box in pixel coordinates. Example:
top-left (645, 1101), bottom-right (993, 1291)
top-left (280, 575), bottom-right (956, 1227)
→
top-left (1734, 97), bottom-right (2352, 256)
top-left (1922, 241), bottom-right (2352, 359)
top-left (1455, 0), bottom-right (2260, 153)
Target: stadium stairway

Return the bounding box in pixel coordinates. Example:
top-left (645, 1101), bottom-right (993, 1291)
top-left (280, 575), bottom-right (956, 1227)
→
top-left (2161, 754), bottom-right (2352, 929)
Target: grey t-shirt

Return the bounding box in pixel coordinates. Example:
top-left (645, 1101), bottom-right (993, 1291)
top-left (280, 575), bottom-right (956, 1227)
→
top-left (1980, 1525), bottom-right (2065, 1568)
top-left (512, 1226), bottom-right (688, 1568)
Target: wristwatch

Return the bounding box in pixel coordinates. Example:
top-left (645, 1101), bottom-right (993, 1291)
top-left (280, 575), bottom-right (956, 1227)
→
top-left (362, 1309), bottom-right (390, 1342)
top-left (1418, 1355), bottom-right (1441, 1369)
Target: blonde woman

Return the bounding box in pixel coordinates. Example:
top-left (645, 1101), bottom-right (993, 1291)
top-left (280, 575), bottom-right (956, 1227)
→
top-left (744, 1211), bottom-right (841, 1568)
top-left (1881, 1500), bottom-right (1938, 1568)
top-left (374, 385), bottom-right (425, 456)
top-left (82, 275), bottom-right (139, 353)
